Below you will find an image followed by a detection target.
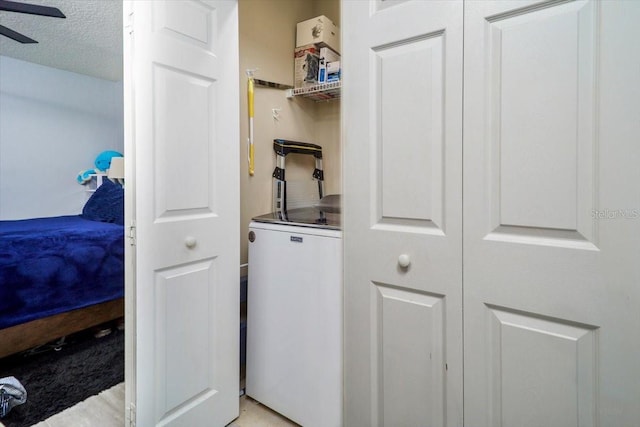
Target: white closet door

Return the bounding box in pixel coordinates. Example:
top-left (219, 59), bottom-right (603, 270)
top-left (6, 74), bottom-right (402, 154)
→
top-left (464, 1), bottom-right (640, 426)
top-left (342, 1), bottom-right (463, 426)
top-left (124, 1), bottom-right (239, 426)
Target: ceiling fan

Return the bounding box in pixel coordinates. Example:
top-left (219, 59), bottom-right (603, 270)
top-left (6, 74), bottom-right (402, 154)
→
top-left (0, 0), bottom-right (65, 44)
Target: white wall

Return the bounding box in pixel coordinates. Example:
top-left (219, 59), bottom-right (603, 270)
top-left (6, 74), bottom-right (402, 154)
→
top-left (0, 55), bottom-right (123, 220)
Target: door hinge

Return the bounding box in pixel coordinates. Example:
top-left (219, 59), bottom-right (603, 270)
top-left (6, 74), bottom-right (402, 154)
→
top-left (125, 11), bottom-right (134, 35)
top-left (128, 221), bottom-right (136, 246)
top-left (127, 403), bottom-right (136, 427)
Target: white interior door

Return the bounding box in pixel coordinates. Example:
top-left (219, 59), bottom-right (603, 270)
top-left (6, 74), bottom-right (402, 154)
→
top-left (124, 1), bottom-right (239, 426)
top-left (342, 1), bottom-right (463, 426)
top-left (464, 1), bottom-right (640, 426)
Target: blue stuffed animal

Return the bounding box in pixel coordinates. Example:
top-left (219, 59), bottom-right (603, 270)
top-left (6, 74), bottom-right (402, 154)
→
top-left (77, 150), bottom-right (123, 184)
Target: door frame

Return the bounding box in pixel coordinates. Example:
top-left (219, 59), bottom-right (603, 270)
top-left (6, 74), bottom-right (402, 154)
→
top-left (122, 2), bottom-right (136, 424)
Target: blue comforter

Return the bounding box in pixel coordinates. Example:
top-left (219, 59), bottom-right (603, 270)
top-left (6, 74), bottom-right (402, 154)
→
top-left (0, 215), bottom-right (124, 329)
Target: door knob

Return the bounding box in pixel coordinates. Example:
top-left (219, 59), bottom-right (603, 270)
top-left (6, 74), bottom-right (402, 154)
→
top-left (185, 236), bottom-right (197, 249)
top-left (398, 254), bottom-right (411, 268)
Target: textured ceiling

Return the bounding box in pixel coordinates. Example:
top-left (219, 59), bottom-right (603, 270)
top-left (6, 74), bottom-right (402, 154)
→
top-left (0, 0), bottom-right (122, 81)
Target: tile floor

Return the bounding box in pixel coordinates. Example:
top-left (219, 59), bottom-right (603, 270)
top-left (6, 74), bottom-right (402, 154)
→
top-left (18, 384), bottom-right (299, 427)
top-left (230, 394), bottom-right (300, 427)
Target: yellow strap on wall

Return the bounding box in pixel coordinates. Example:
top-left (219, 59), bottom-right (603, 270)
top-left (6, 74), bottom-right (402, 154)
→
top-left (248, 77), bottom-right (254, 118)
top-left (249, 143), bottom-right (255, 176)
top-left (248, 76), bottom-right (255, 176)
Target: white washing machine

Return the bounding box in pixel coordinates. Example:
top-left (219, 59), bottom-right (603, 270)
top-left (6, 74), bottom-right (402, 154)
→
top-left (246, 207), bottom-right (342, 427)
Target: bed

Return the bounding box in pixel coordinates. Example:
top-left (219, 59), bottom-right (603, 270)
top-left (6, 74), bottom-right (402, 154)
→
top-left (0, 178), bottom-right (125, 359)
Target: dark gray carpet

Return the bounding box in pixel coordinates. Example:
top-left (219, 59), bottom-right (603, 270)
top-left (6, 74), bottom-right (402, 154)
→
top-left (0, 328), bottom-right (124, 427)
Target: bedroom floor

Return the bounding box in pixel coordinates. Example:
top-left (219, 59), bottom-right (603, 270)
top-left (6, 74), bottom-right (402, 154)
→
top-left (7, 383), bottom-right (299, 427)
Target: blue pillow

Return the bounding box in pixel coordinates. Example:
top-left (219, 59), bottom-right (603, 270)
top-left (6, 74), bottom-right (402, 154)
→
top-left (82, 178), bottom-right (124, 225)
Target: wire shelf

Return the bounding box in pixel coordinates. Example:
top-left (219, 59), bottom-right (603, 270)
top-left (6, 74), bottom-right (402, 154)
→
top-left (290, 81), bottom-right (341, 101)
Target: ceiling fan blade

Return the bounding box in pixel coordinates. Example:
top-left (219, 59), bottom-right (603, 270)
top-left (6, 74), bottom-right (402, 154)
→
top-left (0, 24), bottom-right (38, 43)
top-left (0, 0), bottom-right (65, 18)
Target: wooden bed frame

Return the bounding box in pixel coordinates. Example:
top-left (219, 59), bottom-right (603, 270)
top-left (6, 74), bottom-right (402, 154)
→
top-left (0, 297), bottom-right (124, 359)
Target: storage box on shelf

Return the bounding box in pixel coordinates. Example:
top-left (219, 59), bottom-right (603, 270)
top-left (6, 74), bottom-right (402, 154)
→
top-left (296, 15), bottom-right (340, 53)
top-left (295, 44), bottom-right (341, 89)
top-left (318, 47), bottom-right (340, 84)
top-left (294, 44), bottom-right (321, 88)
top-left (291, 16), bottom-right (341, 101)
